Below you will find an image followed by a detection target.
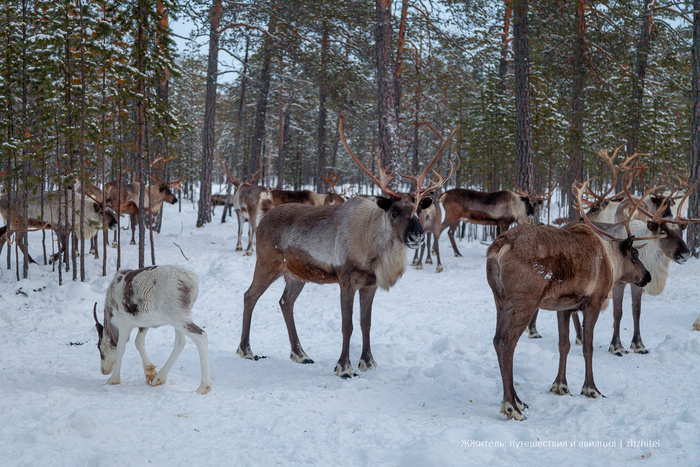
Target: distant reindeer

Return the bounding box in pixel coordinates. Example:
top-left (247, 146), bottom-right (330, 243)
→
top-left (271, 189), bottom-right (344, 207)
top-left (94, 265), bottom-right (211, 394)
top-left (0, 182), bottom-right (117, 264)
top-left (219, 160), bottom-right (274, 256)
top-left (439, 187), bottom-right (552, 257)
top-left (486, 181), bottom-right (651, 420)
top-left (411, 193), bottom-right (444, 272)
top-left (104, 176), bottom-right (180, 245)
top-left (236, 115), bottom-right (458, 377)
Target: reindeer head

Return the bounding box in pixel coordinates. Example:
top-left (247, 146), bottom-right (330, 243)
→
top-left (93, 303), bottom-right (117, 375)
top-left (338, 114), bottom-right (459, 250)
top-left (615, 236), bottom-right (651, 288)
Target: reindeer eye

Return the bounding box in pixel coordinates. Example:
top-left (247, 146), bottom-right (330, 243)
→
top-left (632, 251), bottom-right (639, 260)
top-left (390, 210), bottom-right (398, 220)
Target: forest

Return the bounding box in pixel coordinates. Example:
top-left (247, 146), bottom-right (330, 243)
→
top-left (1, 0), bottom-right (699, 281)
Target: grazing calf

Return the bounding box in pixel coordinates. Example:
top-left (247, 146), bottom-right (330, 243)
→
top-left (486, 223), bottom-right (650, 420)
top-left (411, 194), bottom-right (444, 272)
top-left (271, 189), bottom-right (344, 207)
top-left (93, 265), bottom-right (211, 394)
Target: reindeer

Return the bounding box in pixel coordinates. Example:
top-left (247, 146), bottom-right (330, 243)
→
top-left (487, 182), bottom-right (651, 420)
top-left (93, 265), bottom-right (211, 394)
top-left (410, 193), bottom-right (445, 272)
top-left (236, 116), bottom-right (458, 377)
top-left (0, 183), bottom-right (117, 264)
top-left (271, 189), bottom-right (344, 207)
top-left (219, 161), bottom-right (274, 256)
top-left (439, 188), bottom-right (546, 258)
top-left (104, 178), bottom-right (179, 245)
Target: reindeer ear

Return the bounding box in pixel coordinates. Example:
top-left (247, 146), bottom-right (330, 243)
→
top-left (93, 202), bottom-right (100, 213)
top-left (375, 196), bottom-right (393, 211)
top-left (419, 197), bottom-right (433, 209)
top-left (620, 236), bottom-right (635, 254)
top-left (159, 185), bottom-right (166, 192)
top-left (93, 305), bottom-right (103, 337)
top-left (646, 220), bottom-right (660, 232)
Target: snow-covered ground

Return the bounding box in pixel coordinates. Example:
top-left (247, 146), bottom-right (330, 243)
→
top-left (1, 200), bottom-right (699, 466)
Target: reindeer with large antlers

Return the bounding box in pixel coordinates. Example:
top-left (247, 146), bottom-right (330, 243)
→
top-left (487, 179), bottom-right (652, 420)
top-left (236, 115), bottom-right (458, 377)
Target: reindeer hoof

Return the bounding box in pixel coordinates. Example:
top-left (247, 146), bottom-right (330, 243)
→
top-left (235, 246), bottom-right (242, 252)
top-left (415, 264), bottom-right (423, 270)
top-left (237, 345), bottom-right (257, 360)
top-left (106, 376), bottom-right (121, 386)
top-left (358, 357), bottom-right (376, 371)
top-left (290, 351), bottom-right (314, 364)
top-left (550, 383), bottom-right (571, 396)
top-left (244, 250), bottom-right (253, 256)
top-left (630, 342), bottom-right (648, 354)
top-left (500, 401), bottom-right (525, 421)
top-left (527, 330), bottom-right (542, 339)
top-left (454, 253), bottom-right (462, 258)
top-left (425, 258), bottom-right (433, 265)
top-left (196, 384), bottom-right (212, 395)
top-left (111, 242), bottom-right (118, 248)
top-left (693, 320), bottom-right (700, 331)
top-left (608, 344), bottom-right (628, 356)
top-left (150, 375), bottom-right (167, 387)
top-left (145, 364), bottom-right (157, 384)
top-left (130, 241), bottom-right (136, 245)
top-left (436, 265), bottom-right (444, 273)
top-left (575, 338), bottom-right (582, 346)
top-left (581, 386), bottom-right (603, 398)
top-left (334, 363), bottom-right (357, 379)
top-left (410, 260), bottom-right (419, 266)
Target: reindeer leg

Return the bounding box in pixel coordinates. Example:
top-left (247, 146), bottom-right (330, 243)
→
top-left (526, 310), bottom-right (541, 339)
top-left (445, 223), bottom-right (462, 257)
top-left (608, 283), bottom-right (628, 356)
top-left (493, 300), bottom-right (534, 420)
top-left (151, 329), bottom-right (186, 388)
top-left (358, 285), bottom-right (378, 371)
top-left (433, 231), bottom-right (443, 273)
top-left (581, 304), bottom-right (604, 398)
top-left (15, 232), bottom-right (38, 264)
top-left (572, 312), bottom-right (583, 345)
top-left (106, 327), bottom-right (131, 386)
top-left (279, 276), bottom-right (312, 364)
top-left (238, 261), bottom-right (282, 360)
top-left (245, 218), bottom-right (255, 256)
top-left (235, 210), bottom-right (244, 251)
top-left (134, 327), bottom-right (157, 384)
top-left (551, 311), bottom-right (573, 395)
top-left (425, 233), bottom-right (433, 264)
top-left (335, 283), bottom-right (357, 378)
top-left (130, 214), bottom-right (136, 245)
top-left (629, 285), bottom-right (648, 354)
top-left (411, 245), bottom-right (420, 267)
top-left (180, 322), bottom-right (211, 394)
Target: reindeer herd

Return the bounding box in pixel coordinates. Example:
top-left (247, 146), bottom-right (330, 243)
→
top-left (1, 126), bottom-right (699, 421)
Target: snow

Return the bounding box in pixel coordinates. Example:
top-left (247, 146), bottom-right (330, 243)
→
top-left (1, 201), bottom-right (699, 465)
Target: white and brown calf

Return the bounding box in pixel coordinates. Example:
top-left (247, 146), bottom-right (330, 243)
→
top-left (93, 265), bottom-right (211, 394)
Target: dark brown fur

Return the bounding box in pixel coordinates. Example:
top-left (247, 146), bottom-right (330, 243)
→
top-left (440, 188), bottom-right (542, 257)
top-left (486, 223), bottom-right (650, 420)
top-left (271, 189), bottom-right (344, 207)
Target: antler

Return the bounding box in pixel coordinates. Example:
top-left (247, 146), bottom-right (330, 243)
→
top-left (218, 156), bottom-right (240, 187)
top-left (586, 145), bottom-right (639, 203)
top-left (574, 180), bottom-right (617, 240)
top-left (321, 170), bottom-right (341, 195)
top-left (401, 124), bottom-right (461, 214)
top-left (339, 113), bottom-right (399, 198)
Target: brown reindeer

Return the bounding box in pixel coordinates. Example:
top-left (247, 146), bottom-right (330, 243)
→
top-left (104, 178), bottom-right (179, 245)
top-left (439, 189), bottom-right (544, 257)
top-left (219, 160), bottom-right (274, 256)
top-left (487, 183), bottom-right (651, 420)
top-left (411, 194), bottom-right (445, 272)
top-left (0, 183), bottom-right (117, 265)
top-left (237, 116), bottom-right (458, 377)
top-left (271, 189), bottom-right (344, 207)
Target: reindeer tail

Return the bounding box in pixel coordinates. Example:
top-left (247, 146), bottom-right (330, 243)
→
top-left (486, 235), bottom-right (510, 260)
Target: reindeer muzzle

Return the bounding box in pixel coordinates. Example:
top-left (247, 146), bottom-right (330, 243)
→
top-left (675, 248), bottom-right (691, 264)
top-left (404, 217), bottom-right (425, 249)
top-left (636, 270), bottom-right (652, 288)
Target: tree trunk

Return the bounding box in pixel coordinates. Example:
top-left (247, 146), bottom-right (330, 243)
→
top-left (627, 0), bottom-right (653, 159)
top-left (316, 21), bottom-right (329, 193)
top-left (375, 0), bottom-right (399, 192)
top-left (513, 0), bottom-right (533, 195)
top-left (395, 0), bottom-right (408, 118)
top-left (498, 2), bottom-right (512, 95)
top-left (197, 0), bottom-right (221, 228)
top-left (567, 1), bottom-right (585, 220)
top-left (688, 0), bottom-right (700, 251)
top-left (277, 98), bottom-right (292, 189)
top-left (249, 9), bottom-right (277, 179)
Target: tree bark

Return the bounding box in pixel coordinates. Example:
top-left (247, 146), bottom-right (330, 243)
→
top-left (249, 8), bottom-right (277, 179)
top-left (498, 2), bottom-right (513, 96)
top-left (316, 21), bottom-right (329, 193)
top-left (627, 0), bottom-right (653, 159)
top-left (395, 0), bottom-right (408, 118)
top-left (197, 0), bottom-right (221, 228)
top-left (567, 1), bottom-right (585, 220)
top-left (513, 0), bottom-right (534, 195)
top-left (688, 0), bottom-right (700, 251)
top-left (375, 0), bottom-right (399, 193)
